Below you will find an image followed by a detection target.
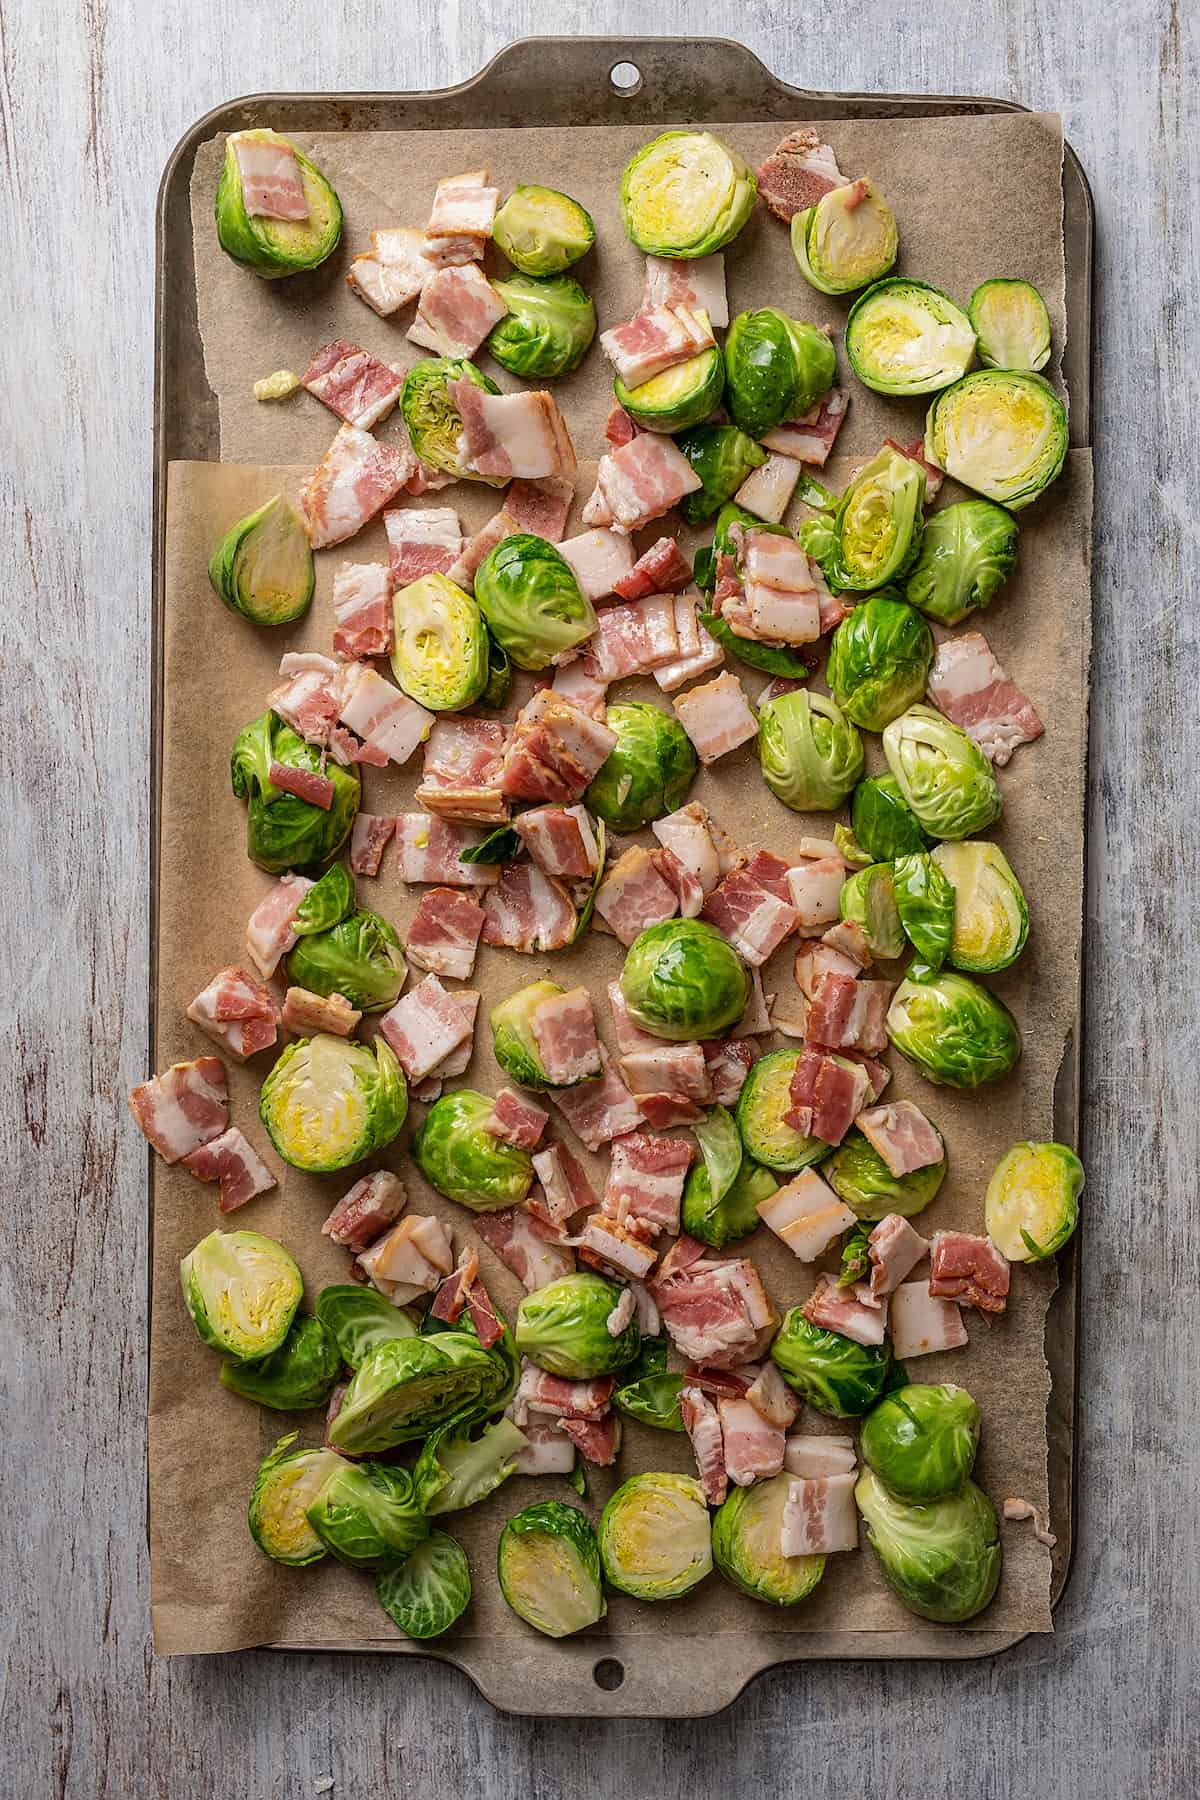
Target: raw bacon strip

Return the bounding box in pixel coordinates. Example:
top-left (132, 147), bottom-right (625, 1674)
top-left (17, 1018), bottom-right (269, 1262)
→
top-left (474, 1207), bottom-right (576, 1290)
top-left (322, 1170), bottom-right (407, 1252)
top-left (503, 476), bottom-right (574, 544)
top-left (783, 1435), bottom-right (857, 1478)
top-left (762, 389), bottom-right (850, 465)
top-left (756, 1169), bottom-right (856, 1262)
top-left (888, 1281), bottom-right (969, 1359)
top-left (821, 919), bottom-right (873, 968)
top-left (637, 1094), bottom-right (705, 1130)
top-left (673, 672), bottom-right (758, 765)
top-left (599, 305), bottom-right (716, 389)
top-left (680, 1387), bottom-right (728, 1505)
top-left (452, 381), bottom-right (577, 482)
top-left (792, 1053), bottom-right (871, 1147)
top-left (737, 527), bottom-right (815, 594)
top-left (606, 980), bottom-right (659, 1055)
top-left (583, 433), bottom-right (702, 535)
top-left (408, 263), bottom-right (508, 358)
top-left (556, 529), bottom-right (636, 600)
top-left (650, 846), bottom-right (705, 920)
top-left (560, 1413), bottom-right (621, 1466)
top-left (684, 1364), bottom-right (753, 1400)
top-left (653, 1256), bottom-right (777, 1370)
top-left (604, 1131), bottom-right (693, 1235)
top-left (462, 1275), bottom-right (504, 1348)
top-left (585, 598), bottom-right (679, 680)
top-left (281, 987), bottom-right (362, 1038)
top-left (484, 1088), bottom-right (549, 1151)
top-left (781, 1473), bottom-right (859, 1555)
top-left (379, 973), bottom-right (473, 1082)
top-left (658, 1234), bottom-right (709, 1279)
top-left (595, 848), bottom-right (680, 946)
top-left (856, 1100), bottom-right (943, 1176)
top-left (302, 339), bottom-right (404, 430)
top-left (415, 717), bottom-right (510, 825)
top-left (481, 865), bottom-right (577, 953)
top-left (500, 692), bottom-right (616, 805)
top-left (333, 562), bottom-right (394, 660)
top-left (423, 991), bottom-right (480, 1085)
top-left (550, 1058), bottom-right (645, 1152)
top-left (301, 424), bottom-right (415, 550)
top-left (757, 127), bottom-right (845, 223)
top-left (720, 1396), bottom-right (786, 1486)
top-left (358, 1214), bottom-right (454, 1305)
top-left (245, 873), bottom-right (315, 978)
top-left (349, 813), bottom-right (395, 878)
top-left (577, 1213), bottom-right (658, 1281)
top-left (393, 815), bottom-right (503, 887)
top-left (446, 509), bottom-right (519, 592)
top-left (643, 253), bottom-right (729, 330)
top-left (786, 857), bottom-right (845, 930)
top-left (868, 1214), bottom-right (930, 1298)
top-left (426, 169), bottom-right (499, 242)
top-left (927, 632), bottom-right (1044, 765)
top-left (429, 1248), bottom-right (480, 1325)
top-left (384, 508), bottom-right (463, 587)
top-left (651, 802), bottom-right (722, 894)
top-left (618, 1043), bottom-right (709, 1104)
top-left (530, 988), bottom-right (603, 1086)
top-left (509, 1414), bottom-right (575, 1476)
top-left (551, 661), bottom-right (609, 721)
top-left (745, 1361), bottom-right (800, 1429)
top-left (514, 805), bottom-right (599, 880)
top-left (744, 582), bottom-right (821, 647)
top-left (530, 1140), bottom-right (597, 1225)
top-left (268, 760), bottom-right (334, 809)
top-left (612, 536), bottom-right (694, 602)
top-left (802, 1273), bottom-right (887, 1347)
top-left (736, 454), bottom-right (803, 526)
top-left (517, 1364), bottom-right (614, 1421)
top-left (701, 1039), bottom-right (756, 1106)
top-left (268, 657), bottom-right (342, 751)
top-left (128, 1058), bottom-right (229, 1165)
top-left (182, 1126), bottom-right (277, 1213)
top-left (928, 1232), bottom-right (1011, 1314)
top-left (405, 887), bottom-right (486, 981)
top-left (186, 967), bottom-right (280, 1061)
top-left (701, 865), bottom-right (799, 968)
top-left (806, 974), bottom-right (892, 1056)
top-left (338, 663), bottom-right (433, 766)
top-left (347, 227), bottom-right (436, 317)
top-left (652, 605), bottom-right (724, 692)
top-left (233, 134), bottom-right (308, 219)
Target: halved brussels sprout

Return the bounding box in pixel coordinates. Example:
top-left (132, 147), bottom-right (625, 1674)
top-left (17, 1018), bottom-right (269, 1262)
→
top-left (292, 863), bottom-right (355, 937)
top-left (480, 631), bottom-right (513, 709)
top-left (736, 1048), bottom-right (830, 1174)
top-left (586, 700), bottom-right (698, 832)
top-left (967, 278), bottom-right (1052, 372)
top-left (893, 851), bottom-right (956, 969)
top-left (377, 1530), bottom-right (472, 1638)
top-left (932, 840), bottom-right (1029, 971)
top-left (474, 532), bottom-right (598, 670)
top-left (285, 907), bottom-right (406, 1012)
top-left (845, 278), bottom-right (976, 396)
top-left (883, 705), bottom-right (1002, 840)
top-left (599, 1472), bottom-right (713, 1600)
top-left (903, 499), bottom-right (1020, 626)
top-left (791, 179), bottom-right (898, 296)
top-left (712, 1471), bottom-right (826, 1605)
top-left (620, 131), bottom-right (756, 258)
top-left (759, 689), bottom-right (865, 812)
top-left (861, 1383), bottom-right (981, 1503)
top-left (390, 571), bottom-right (489, 711)
top-left (516, 1271), bottom-right (640, 1379)
top-left (401, 357), bottom-right (503, 483)
top-left (215, 129), bottom-right (342, 279)
top-left (827, 597), bottom-right (934, 728)
top-left (315, 1284), bottom-right (418, 1367)
top-left (620, 918), bottom-right (750, 1042)
top-left (498, 1501), bottom-right (607, 1637)
top-left (925, 370), bottom-right (1067, 511)
top-left (231, 712), bottom-right (360, 873)
top-left (493, 185), bottom-right (596, 274)
top-left (613, 1339), bottom-right (685, 1432)
top-left (219, 1314), bottom-right (343, 1411)
top-left (855, 1468), bottom-right (1001, 1622)
top-left (327, 1331), bottom-right (507, 1454)
top-left (851, 773), bottom-right (932, 862)
top-left (180, 1228), bottom-right (302, 1361)
top-left (208, 495), bottom-right (314, 625)
top-left (825, 1126), bottom-right (946, 1220)
top-left (771, 1310), bottom-right (897, 1417)
top-left (985, 1140), bottom-right (1084, 1261)
top-left (683, 1114), bottom-right (779, 1249)
top-left (615, 343), bottom-right (724, 433)
top-left (248, 1433), bottom-right (343, 1566)
top-left (828, 447), bottom-right (926, 593)
top-left (490, 980), bottom-right (572, 1090)
top-left (839, 863), bottom-right (906, 959)
top-left (306, 1459), bottom-right (429, 1570)
top-left (413, 1089), bottom-right (534, 1211)
top-left (887, 969), bottom-right (1021, 1088)
top-left (414, 1414), bottom-right (528, 1515)
top-left (487, 273), bottom-right (596, 379)
top-left (260, 1033), bottom-right (407, 1172)
top-left (677, 430), bottom-right (768, 525)
top-left (724, 308), bottom-right (837, 437)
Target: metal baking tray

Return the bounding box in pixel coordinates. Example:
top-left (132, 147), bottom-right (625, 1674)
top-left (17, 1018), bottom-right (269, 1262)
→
top-left (152, 35), bottom-right (1092, 1716)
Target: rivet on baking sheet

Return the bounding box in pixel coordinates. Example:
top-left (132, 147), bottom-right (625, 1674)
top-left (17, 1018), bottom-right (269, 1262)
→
top-left (609, 62), bottom-right (643, 96)
top-left (593, 1657), bottom-right (625, 1690)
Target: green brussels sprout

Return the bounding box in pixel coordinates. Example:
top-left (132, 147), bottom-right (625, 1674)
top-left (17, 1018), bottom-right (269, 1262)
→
top-left (516, 1272), bottom-right (640, 1379)
top-left (219, 1314), bottom-right (343, 1411)
top-left (377, 1530), bottom-right (472, 1638)
top-left (327, 1331), bottom-right (508, 1455)
top-left (284, 907), bottom-right (406, 1012)
top-left (886, 969), bottom-right (1021, 1088)
top-left (827, 598), bottom-right (934, 729)
top-left (925, 370), bottom-right (1067, 511)
top-left (724, 308), bottom-right (837, 437)
top-left (412, 1089), bottom-right (535, 1211)
top-left (827, 447), bottom-right (926, 593)
top-left (851, 774), bottom-right (932, 861)
top-left (306, 1458), bottom-right (429, 1570)
top-left (291, 863), bottom-right (355, 936)
top-left (208, 494), bottom-right (314, 625)
top-left (247, 1432), bottom-right (343, 1566)
top-left (260, 1033), bottom-right (407, 1172)
top-left (390, 571), bottom-right (489, 711)
top-left (883, 705), bottom-right (1002, 841)
top-left (414, 1413), bottom-right (529, 1516)
top-left (214, 129), bottom-right (342, 279)
top-left (599, 1472), bottom-right (713, 1600)
top-left (489, 980), bottom-right (574, 1089)
top-left (834, 823), bottom-right (872, 867)
top-left (967, 278), bottom-right (1052, 373)
top-left (400, 357), bottom-right (503, 483)
top-left (759, 689), bottom-right (865, 812)
top-left (861, 1383), bottom-right (981, 1503)
top-left (790, 179), bottom-right (898, 295)
top-left (855, 1468), bottom-right (1001, 1623)
top-left (838, 1223), bottom-right (874, 1286)
top-left (612, 1339), bottom-right (685, 1432)
top-left (680, 1104), bottom-right (740, 1226)
top-left (712, 1471), bottom-right (826, 1605)
top-left (493, 185), bottom-right (596, 274)
top-left (586, 700), bottom-right (698, 831)
top-left (231, 712), bottom-right (360, 874)
top-left (736, 1047), bottom-right (830, 1173)
top-left (893, 852), bottom-right (956, 969)
top-left (825, 1126), bottom-right (946, 1220)
top-left (315, 1284), bottom-right (418, 1367)
top-left (797, 511), bottom-right (837, 577)
top-left (839, 863), bottom-right (905, 959)
top-left (615, 344), bottom-right (724, 434)
top-left (474, 532), bottom-right (598, 670)
top-left (620, 130), bottom-right (756, 258)
top-left (932, 840), bottom-right (1029, 972)
top-left (487, 273), bottom-right (596, 379)
top-left (771, 1310), bottom-right (897, 1417)
top-left (479, 631), bottom-right (513, 710)
top-left (683, 1112), bottom-right (779, 1249)
top-left (180, 1228), bottom-right (302, 1361)
top-left (676, 429), bottom-right (768, 525)
top-left (985, 1140), bottom-right (1084, 1262)
top-left (844, 278), bottom-right (976, 396)
top-left (903, 499), bottom-right (1020, 626)
top-left (620, 918), bottom-right (750, 1042)
top-left (498, 1501), bottom-right (607, 1637)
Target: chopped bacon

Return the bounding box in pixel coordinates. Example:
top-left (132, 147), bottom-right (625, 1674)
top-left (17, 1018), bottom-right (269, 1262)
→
top-left (762, 389), bottom-right (850, 465)
top-left (393, 815), bottom-right (502, 887)
top-left (781, 1473), bottom-right (859, 1555)
top-left (788, 1051), bottom-right (871, 1147)
top-left (606, 1286), bottom-right (636, 1337)
top-left (349, 813), bottom-right (395, 878)
top-left (652, 1255), bottom-right (777, 1369)
top-left (379, 973), bottom-right (473, 1081)
top-left (503, 476), bottom-right (574, 544)
top-left (426, 169), bottom-right (499, 243)
top-left (634, 1093), bottom-right (704, 1129)
top-left (280, 987), bottom-right (361, 1038)
top-left (756, 1168), bottom-right (856, 1262)
top-left (302, 339), bottom-right (403, 430)
top-left (680, 1387), bottom-right (728, 1504)
top-left (232, 132), bottom-right (308, 220)
top-left (530, 987), bottom-right (603, 1085)
top-left (357, 1213), bottom-right (454, 1305)
top-left (684, 1363), bottom-right (753, 1400)
top-left (301, 423), bottom-right (415, 550)
top-left (657, 1233), bottom-right (709, 1279)
top-left (605, 401), bottom-right (639, 447)
top-left (517, 1364), bottom-right (614, 1420)
top-left (267, 760), bottom-right (334, 809)
top-left (551, 1058), bottom-right (645, 1151)
top-left (268, 656), bottom-right (343, 752)
top-left (559, 1413), bottom-right (622, 1465)
top-left (802, 1273), bottom-right (888, 1347)
top-left (720, 1396), bottom-right (786, 1486)
top-left (182, 1125), bottom-right (276, 1213)
top-left (577, 1212), bottom-right (658, 1280)
top-left (885, 437), bottom-right (945, 503)
top-left (445, 509), bottom-right (519, 592)
top-left (245, 873), bottom-right (314, 978)
top-left (509, 1413), bottom-right (574, 1475)
top-left (757, 127), bottom-right (845, 222)
top-left (514, 804), bottom-right (599, 880)
top-left (462, 1275), bottom-right (504, 1348)
top-left (595, 848), bottom-right (679, 946)
top-left (408, 263), bottom-right (508, 357)
top-left (606, 980), bottom-right (659, 1055)
top-left (650, 802), bottom-right (721, 894)
top-left (501, 692), bottom-right (616, 805)
top-left (648, 845), bottom-right (705, 921)
top-left (643, 252), bottom-right (729, 329)
top-left (736, 453), bottom-right (803, 527)
top-left (889, 1281), bottom-right (969, 1358)
top-left (604, 1131), bottom-right (693, 1235)
top-left (556, 528), bottom-right (636, 601)
top-left (600, 304), bottom-right (716, 389)
top-left (652, 605), bottom-right (724, 691)
top-left (348, 226), bottom-right (437, 317)
top-left (611, 542), bottom-right (691, 609)
top-left (404, 888), bottom-right (485, 982)
top-left (333, 562), bottom-right (394, 660)
top-left (701, 863), bottom-right (799, 967)
top-left (821, 919), bottom-right (873, 968)
top-left (785, 857), bottom-right (846, 931)
top-left (618, 1043), bottom-right (709, 1104)
top-left (929, 1231), bottom-right (1011, 1313)
top-left (673, 671), bottom-right (758, 765)
top-left (384, 507), bottom-right (463, 588)
top-left (856, 1100), bottom-right (943, 1176)
top-left (784, 1435), bottom-right (857, 1478)
top-left (701, 1038), bottom-right (756, 1105)
top-left (583, 433), bottom-right (703, 534)
top-left (530, 1139), bottom-right (597, 1225)
top-left (424, 989), bottom-right (479, 1086)
top-left (551, 660), bottom-right (609, 721)
top-left (186, 966), bottom-right (279, 1061)
top-left (481, 864), bottom-right (577, 953)
top-left (745, 1360), bottom-right (800, 1429)
top-left (868, 1214), bottom-right (930, 1298)
top-left (927, 632), bottom-right (1044, 765)
top-left (338, 663), bottom-right (433, 766)
top-left (429, 1247), bottom-right (479, 1325)
top-left (474, 1206), bottom-right (576, 1290)
top-left (415, 718), bottom-right (509, 824)
top-left (484, 1088), bottom-right (549, 1151)
top-left (129, 1057), bottom-right (229, 1164)
top-left (452, 381), bottom-right (577, 481)
top-left (585, 596), bottom-right (680, 679)
top-left (322, 1170), bottom-right (407, 1252)
top-left (807, 974), bottom-right (893, 1055)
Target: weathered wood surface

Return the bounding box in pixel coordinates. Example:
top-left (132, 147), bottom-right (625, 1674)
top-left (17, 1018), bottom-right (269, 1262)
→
top-left (2, 3), bottom-right (1195, 1796)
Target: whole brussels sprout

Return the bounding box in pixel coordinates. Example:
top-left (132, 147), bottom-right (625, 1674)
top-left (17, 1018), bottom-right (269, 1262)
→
top-left (413, 1089), bottom-right (535, 1211)
top-left (712, 1471), bottom-right (825, 1605)
top-left (487, 273), bottom-right (596, 379)
top-left (208, 494), bottom-right (314, 625)
top-left (585, 700), bottom-right (697, 831)
top-left (967, 278), bottom-right (1052, 373)
top-left (391, 571), bottom-right (489, 711)
top-left (401, 357), bottom-right (503, 483)
top-left (215, 129), bottom-right (342, 279)
top-left (855, 1468), bottom-right (1002, 1622)
top-left (498, 1501), bottom-right (606, 1636)
top-left (771, 1310), bottom-right (897, 1416)
top-left (180, 1228), bottom-right (302, 1362)
top-left (825, 1126), bottom-right (946, 1220)
top-left (791, 179), bottom-right (898, 295)
top-left (932, 840), bottom-right (1029, 972)
top-left (248, 1432), bottom-right (344, 1566)
top-left (845, 278), bottom-right (976, 396)
top-left (377, 1530), bottom-right (472, 1639)
top-left (474, 532), bottom-right (598, 670)
top-left (851, 774), bottom-right (932, 862)
top-left (219, 1314), bottom-right (343, 1411)
top-left (735, 1046), bottom-right (830, 1173)
top-left (828, 447), bottom-right (926, 593)
top-left (724, 308), bottom-right (837, 437)
top-left (328, 1330), bottom-right (508, 1454)
top-left (490, 980), bottom-right (573, 1089)
top-left (985, 1140), bottom-right (1084, 1262)
top-left (260, 1033), bottom-right (407, 1172)
top-left (759, 689), bottom-right (865, 812)
top-left (612, 1338), bottom-right (685, 1432)
top-left (925, 370), bottom-right (1067, 512)
top-left (598, 1473), bottom-right (713, 1600)
top-left (285, 907), bottom-right (406, 1012)
top-left (887, 969), bottom-right (1021, 1088)
top-left (620, 131), bottom-right (756, 258)
top-left (861, 1383), bottom-right (981, 1502)
top-left (292, 863), bottom-right (355, 936)
top-left (620, 918), bottom-right (750, 1042)
top-left (516, 1271), bottom-right (640, 1379)
top-left (893, 852), bottom-right (956, 969)
top-left (492, 185), bottom-right (595, 274)
top-left (839, 863), bottom-right (906, 959)
top-left (827, 598), bottom-right (935, 729)
top-left (231, 711), bottom-right (359, 873)
top-left (904, 499), bottom-right (1020, 626)
top-left (315, 1284), bottom-right (418, 1367)
top-left (615, 343), bottom-right (725, 434)
top-left (306, 1459), bottom-right (429, 1570)
top-left (676, 428), bottom-right (768, 525)
top-left (883, 706), bottom-right (1002, 840)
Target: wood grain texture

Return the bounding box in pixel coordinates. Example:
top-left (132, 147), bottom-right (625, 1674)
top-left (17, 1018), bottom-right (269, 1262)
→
top-left (1, 3), bottom-right (1195, 1796)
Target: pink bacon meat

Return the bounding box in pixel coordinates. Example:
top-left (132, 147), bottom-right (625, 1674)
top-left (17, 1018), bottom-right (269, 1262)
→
top-left (781, 1473), bottom-right (859, 1555)
top-left (701, 858), bottom-right (799, 968)
top-left (500, 692), bottom-right (616, 805)
top-left (680, 1386), bottom-right (728, 1505)
top-left (233, 132), bottom-right (308, 220)
top-left (503, 476), bottom-right (574, 544)
top-left (557, 528), bottom-right (636, 602)
top-left (595, 848), bottom-right (680, 946)
top-left (720, 1396), bottom-right (786, 1486)
top-left (322, 1170), bottom-right (406, 1252)
top-left (889, 1281), bottom-right (969, 1359)
top-left (612, 535), bottom-right (694, 602)
top-left (530, 1139), bottom-right (597, 1227)
top-left (513, 805), bottom-right (599, 880)
top-left (333, 563), bottom-right (394, 661)
top-left (393, 815), bottom-right (502, 887)
top-left (855, 1100), bottom-right (944, 1176)
top-left (182, 1125), bottom-right (276, 1213)
top-left (928, 1231), bottom-right (1011, 1313)
top-left (408, 263), bottom-right (508, 358)
top-left (452, 381), bottom-right (577, 482)
top-left (474, 1207), bottom-right (576, 1291)
top-left (302, 339), bottom-right (404, 430)
top-left (762, 388), bottom-right (849, 465)
top-left (301, 423), bottom-right (415, 550)
top-left (868, 1214), bottom-right (931, 1298)
top-left (530, 987), bottom-right (603, 1085)
top-left (927, 632), bottom-right (1044, 765)
top-left (643, 253), bottom-right (729, 329)
top-left (379, 974), bottom-right (473, 1082)
top-left (481, 864), bottom-right (577, 953)
top-left (756, 127), bottom-right (845, 222)
top-left (268, 761), bottom-right (333, 809)
top-left (484, 1088), bottom-right (549, 1151)
top-left (245, 873), bottom-right (314, 979)
top-left (801, 1273), bottom-right (888, 1348)
top-left (384, 508), bottom-right (463, 588)
top-left (129, 1058), bottom-right (228, 1164)
top-left (599, 304), bottom-right (715, 389)
top-left (349, 813), bottom-right (395, 878)
top-left (186, 967), bottom-right (280, 1061)
top-left (416, 718), bottom-right (509, 825)
top-left (582, 433), bottom-right (702, 534)
top-left (405, 887), bottom-right (486, 981)
top-left (672, 671), bottom-right (759, 765)
top-left (604, 1131), bottom-right (693, 1236)
top-left (550, 1058), bottom-right (645, 1151)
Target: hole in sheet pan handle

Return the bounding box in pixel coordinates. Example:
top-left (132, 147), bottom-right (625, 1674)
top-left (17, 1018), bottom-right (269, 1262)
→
top-left (593, 1656), bottom-right (625, 1690)
top-left (609, 61), bottom-right (643, 96)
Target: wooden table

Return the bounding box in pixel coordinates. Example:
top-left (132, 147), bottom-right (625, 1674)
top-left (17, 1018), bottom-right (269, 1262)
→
top-left (5, 5), bottom-right (1193, 1795)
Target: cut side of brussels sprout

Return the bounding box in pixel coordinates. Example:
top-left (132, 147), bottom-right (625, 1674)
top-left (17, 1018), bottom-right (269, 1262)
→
top-left (586, 701), bottom-right (698, 832)
top-left (886, 970), bottom-right (1021, 1089)
top-left (493, 185), bottom-right (596, 275)
top-left (488, 273), bottom-right (596, 379)
top-left (845, 279), bottom-right (976, 396)
top-left (967, 278), bottom-right (1052, 372)
top-left (208, 495), bottom-right (314, 625)
top-left (498, 1501), bottom-right (607, 1637)
top-left (791, 179), bottom-right (898, 296)
top-left (615, 344), bottom-right (724, 433)
top-left (401, 358), bottom-right (503, 483)
top-left (180, 1228), bottom-right (303, 1361)
top-left (215, 130), bottom-right (342, 279)
top-left (758, 688), bottom-right (865, 813)
top-left (736, 1048), bottom-right (830, 1173)
top-left (248, 1434), bottom-right (344, 1566)
top-left (985, 1140), bottom-right (1083, 1261)
top-left (219, 1314), bottom-right (343, 1411)
top-left (903, 498), bottom-right (1020, 626)
top-left (839, 863), bottom-right (906, 959)
top-left (893, 852), bottom-right (956, 970)
top-left (620, 918), bottom-right (750, 1042)
top-left (413, 1089), bottom-right (535, 1211)
top-left (327, 1332), bottom-right (506, 1454)
top-left (825, 1126), bottom-right (946, 1220)
top-left (851, 774), bottom-right (932, 862)
top-left (231, 711), bottom-right (360, 873)
top-left (828, 447), bottom-right (926, 593)
top-left (883, 705), bottom-right (1002, 841)
top-left (291, 863), bottom-right (355, 937)
top-left (259, 1033), bottom-right (407, 1173)
top-left (377, 1530), bottom-right (472, 1639)
top-left (855, 1468), bottom-right (1001, 1622)
top-left (306, 1459), bottom-right (430, 1570)
top-left (826, 597), bottom-right (934, 729)
top-left (599, 1473), bottom-right (713, 1601)
top-left (285, 907), bottom-right (406, 1012)
top-left (677, 431), bottom-right (768, 525)
top-left (925, 370), bottom-right (1067, 511)
top-left (315, 1284), bottom-right (417, 1368)
top-left (621, 131), bottom-right (756, 258)
top-left (713, 1471), bottom-right (826, 1605)
top-left (390, 571), bottom-right (489, 712)
top-left (771, 1310), bottom-right (896, 1417)
top-left (861, 1382), bottom-right (981, 1503)
top-left (474, 532), bottom-right (598, 670)
top-left (516, 1272), bottom-right (640, 1379)
top-left (724, 308), bottom-right (837, 437)
top-left (932, 840), bottom-right (1029, 972)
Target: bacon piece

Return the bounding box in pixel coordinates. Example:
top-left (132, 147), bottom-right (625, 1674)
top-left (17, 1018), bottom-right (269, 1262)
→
top-left (357, 1214), bottom-right (454, 1304)
top-left (673, 671), bottom-right (758, 765)
top-left (781, 1473), bottom-right (859, 1555)
top-left (868, 1215), bottom-right (930, 1298)
top-left (821, 919), bottom-right (873, 968)
top-left (509, 1413), bottom-right (575, 1475)
top-left (927, 632), bottom-right (1044, 765)
top-left (393, 815), bottom-right (502, 887)
top-left (551, 1058), bottom-right (645, 1151)
top-left (348, 227), bottom-right (436, 317)
top-left (652, 605), bottom-right (724, 691)
top-left (595, 848), bottom-right (679, 946)
top-left (929, 1231), bottom-right (1011, 1313)
top-left (584, 434), bottom-right (703, 535)
top-left (481, 864), bottom-right (577, 953)
top-left (611, 540), bottom-right (691, 607)
top-left (649, 802), bottom-right (720, 894)
top-left (516, 1364), bottom-right (614, 1420)
top-left (701, 1038), bottom-right (756, 1106)
top-left (182, 1125), bottom-right (276, 1213)
top-left (618, 1042), bottom-right (710, 1105)
top-left (886, 437), bottom-right (945, 504)
top-left (302, 339), bottom-right (404, 430)
top-left (245, 874), bottom-right (314, 978)
top-left (429, 1248), bottom-right (480, 1326)
top-left (232, 132), bottom-right (308, 220)
top-left (503, 476), bottom-right (574, 544)
top-left (403, 887), bottom-right (485, 982)
top-left (606, 980), bottom-right (659, 1055)
top-left (585, 597), bottom-right (679, 680)
top-left (577, 1212), bottom-right (658, 1280)
top-left (556, 529), bottom-right (636, 601)
top-left (333, 562), bottom-right (394, 660)
top-left (720, 1396), bottom-right (786, 1486)
top-left (445, 509), bottom-right (519, 592)
top-left (802, 1272), bottom-right (888, 1347)
top-left (762, 389), bottom-right (850, 465)
top-left (267, 760), bottom-right (334, 809)
top-left (556, 1413), bottom-right (620, 1465)
top-left (301, 423), bottom-right (415, 550)
top-left (636, 1093), bottom-right (705, 1129)
top-left (745, 1360), bottom-right (800, 1429)
top-left (349, 813), bottom-right (395, 878)
top-left (756, 1169), bottom-right (856, 1262)
top-left (680, 1386), bottom-right (728, 1504)
top-left (793, 1052), bottom-right (872, 1147)
top-left (186, 966), bottom-right (280, 1061)
top-left (129, 1058), bottom-right (229, 1164)
top-left (484, 1088), bottom-right (549, 1151)
top-left (474, 1207), bottom-right (576, 1290)
top-left (408, 263), bottom-right (508, 357)
top-left (462, 1275), bottom-right (503, 1348)
top-left (736, 453), bottom-right (803, 527)
top-left (267, 657), bottom-right (344, 754)
top-left (501, 692), bottom-right (616, 805)
top-left (856, 1100), bottom-right (943, 1177)
top-left (384, 507), bottom-right (463, 588)
top-left (647, 846), bottom-right (704, 922)
top-left (783, 1435), bottom-right (857, 1478)
top-left (322, 1170), bottom-right (407, 1252)
top-left (684, 1363), bottom-right (753, 1400)
top-left (653, 1256), bottom-right (777, 1369)
top-left (379, 973), bottom-right (473, 1082)
top-left (756, 127), bottom-right (845, 222)
top-left (280, 987), bottom-right (362, 1038)
top-left (551, 660), bottom-right (609, 721)
top-left (785, 857), bottom-right (846, 930)
top-left (600, 304), bottom-right (716, 389)
top-left (605, 402), bottom-right (639, 447)
top-left (452, 381), bottom-right (577, 481)
top-left (807, 974), bottom-right (893, 1056)
top-left (530, 987), bottom-right (603, 1086)
top-left (643, 253), bottom-right (729, 329)
top-left (889, 1281), bottom-right (969, 1358)
top-left (604, 1131), bottom-right (693, 1235)
top-left (422, 989), bottom-right (478, 1088)
top-left (426, 169), bottom-right (499, 242)
top-left (658, 1234), bottom-right (709, 1279)
top-left (514, 804), bottom-right (599, 880)
top-left (701, 866), bottom-right (799, 968)
top-left (337, 663), bottom-right (433, 765)
top-left (415, 718), bottom-right (509, 824)
top-left (530, 1139), bottom-right (597, 1225)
